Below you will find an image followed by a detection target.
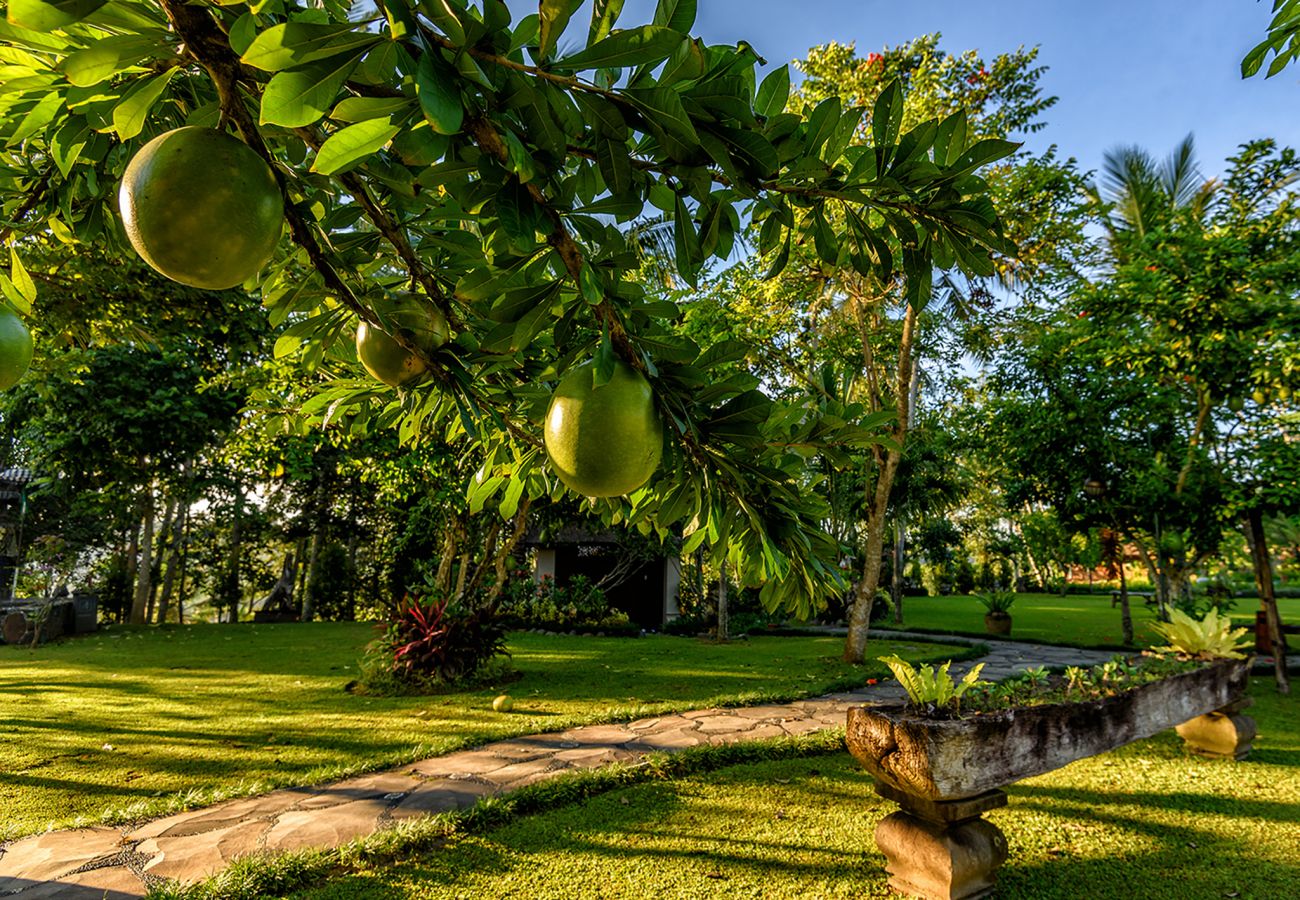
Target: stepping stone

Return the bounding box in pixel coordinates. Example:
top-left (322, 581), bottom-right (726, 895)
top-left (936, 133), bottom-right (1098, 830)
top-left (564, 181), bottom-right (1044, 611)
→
top-left (388, 779), bottom-right (496, 820)
top-left (0, 828), bottom-right (125, 890)
top-left (262, 797), bottom-right (390, 852)
top-left (4, 863), bottom-right (144, 899)
top-left (137, 819), bottom-right (268, 880)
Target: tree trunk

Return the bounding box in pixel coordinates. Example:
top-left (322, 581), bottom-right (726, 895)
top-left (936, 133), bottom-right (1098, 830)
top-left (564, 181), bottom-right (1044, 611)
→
top-left (891, 519), bottom-right (905, 624)
top-left (844, 304), bottom-right (917, 663)
top-left (129, 486), bottom-right (155, 625)
top-left (157, 496), bottom-right (184, 624)
top-left (1118, 551), bottom-right (1133, 645)
top-left (1245, 507), bottom-right (1290, 694)
top-left (175, 503), bottom-right (190, 624)
top-left (149, 496), bottom-right (177, 623)
top-left (224, 488), bottom-right (243, 623)
top-left (301, 528), bottom-right (322, 623)
top-left (716, 564), bottom-right (728, 642)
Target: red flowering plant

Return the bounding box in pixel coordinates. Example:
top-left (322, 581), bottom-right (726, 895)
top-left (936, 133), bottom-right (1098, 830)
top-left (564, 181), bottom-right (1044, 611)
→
top-left (364, 592), bottom-right (511, 692)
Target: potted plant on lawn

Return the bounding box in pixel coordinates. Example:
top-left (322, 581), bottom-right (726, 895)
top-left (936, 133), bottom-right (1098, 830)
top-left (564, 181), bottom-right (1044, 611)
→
top-left (975, 589), bottom-right (1014, 635)
top-left (848, 609), bottom-right (1254, 900)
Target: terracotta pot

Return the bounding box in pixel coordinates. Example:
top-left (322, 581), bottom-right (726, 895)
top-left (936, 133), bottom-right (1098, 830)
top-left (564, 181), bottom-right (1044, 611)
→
top-left (846, 658), bottom-right (1251, 801)
top-left (984, 612), bottom-right (1011, 635)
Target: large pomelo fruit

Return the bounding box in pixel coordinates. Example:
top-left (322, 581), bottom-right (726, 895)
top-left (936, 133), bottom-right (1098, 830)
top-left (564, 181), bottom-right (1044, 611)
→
top-left (356, 293), bottom-right (449, 387)
top-left (119, 127), bottom-right (284, 290)
top-left (0, 308), bottom-right (32, 390)
top-left (544, 361), bottom-right (663, 498)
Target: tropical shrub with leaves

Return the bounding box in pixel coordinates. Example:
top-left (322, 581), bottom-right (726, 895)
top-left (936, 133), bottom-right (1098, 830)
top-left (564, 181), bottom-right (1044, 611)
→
top-left (368, 593), bottom-right (510, 690)
top-left (878, 654), bottom-right (986, 709)
top-left (1151, 608), bottom-right (1251, 660)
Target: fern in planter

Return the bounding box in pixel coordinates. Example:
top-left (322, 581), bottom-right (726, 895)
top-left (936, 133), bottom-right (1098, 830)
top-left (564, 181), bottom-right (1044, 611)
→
top-left (974, 590), bottom-right (1015, 615)
top-left (1151, 608), bottom-right (1250, 660)
top-left (878, 655), bottom-right (987, 709)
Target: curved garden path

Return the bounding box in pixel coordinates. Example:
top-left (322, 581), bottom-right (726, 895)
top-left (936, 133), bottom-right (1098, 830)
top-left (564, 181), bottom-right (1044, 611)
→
top-left (0, 633), bottom-right (1116, 898)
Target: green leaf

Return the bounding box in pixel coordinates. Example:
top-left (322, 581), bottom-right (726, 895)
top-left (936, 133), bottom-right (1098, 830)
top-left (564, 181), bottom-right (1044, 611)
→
top-left (422, 0), bottom-right (466, 44)
top-left (754, 64), bottom-right (789, 118)
top-left (593, 329), bottom-right (616, 387)
top-left (652, 0), bottom-right (696, 33)
top-left (415, 51), bottom-right (463, 135)
top-left (7, 0), bottom-right (105, 30)
top-left (9, 247), bottom-right (35, 305)
top-left (539, 0), bottom-right (582, 60)
top-left (946, 138), bottom-right (1019, 177)
top-left (595, 136), bottom-right (632, 195)
top-left (260, 56), bottom-right (359, 128)
top-left (578, 262), bottom-right (603, 304)
top-left (241, 22), bottom-right (381, 73)
top-left (872, 80), bottom-right (903, 150)
top-left (672, 193), bottom-right (700, 287)
top-left (556, 25), bottom-right (684, 71)
top-left (9, 92), bottom-right (63, 145)
top-left (112, 69), bottom-right (176, 140)
top-left (495, 179), bottom-right (544, 249)
top-left (588, 0), bottom-right (624, 44)
top-left (803, 96), bottom-right (840, 157)
top-left (572, 92), bottom-right (628, 139)
top-left (63, 35), bottom-right (160, 87)
top-left (625, 86), bottom-right (699, 145)
top-left (932, 109), bottom-right (967, 167)
top-left (331, 96), bottom-right (413, 123)
top-left (311, 119), bottom-right (401, 175)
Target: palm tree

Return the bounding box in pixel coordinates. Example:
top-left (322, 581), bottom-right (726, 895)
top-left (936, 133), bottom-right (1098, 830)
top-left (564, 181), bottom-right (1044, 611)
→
top-left (1087, 134), bottom-right (1218, 264)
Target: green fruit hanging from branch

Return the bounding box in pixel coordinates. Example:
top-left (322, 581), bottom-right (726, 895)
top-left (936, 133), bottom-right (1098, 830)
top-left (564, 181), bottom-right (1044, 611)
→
top-left (0, 307), bottom-right (32, 391)
top-left (355, 293), bottom-right (450, 387)
top-left (118, 127), bottom-right (284, 290)
top-left (544, 361), bottom-right (664, 498)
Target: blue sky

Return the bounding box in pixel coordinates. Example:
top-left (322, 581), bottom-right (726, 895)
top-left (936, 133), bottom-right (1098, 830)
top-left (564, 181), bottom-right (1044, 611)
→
top-left (513, 0), bottom-right (1300, 180)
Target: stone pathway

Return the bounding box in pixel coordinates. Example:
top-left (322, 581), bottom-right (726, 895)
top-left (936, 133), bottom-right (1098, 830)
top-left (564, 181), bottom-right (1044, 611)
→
top-left (0, 634), bottom-right (1116, 898)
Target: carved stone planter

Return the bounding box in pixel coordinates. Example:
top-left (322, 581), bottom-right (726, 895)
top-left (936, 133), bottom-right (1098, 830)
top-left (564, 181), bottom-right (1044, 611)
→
top-left (847, 658), bottom-right (1252, 899)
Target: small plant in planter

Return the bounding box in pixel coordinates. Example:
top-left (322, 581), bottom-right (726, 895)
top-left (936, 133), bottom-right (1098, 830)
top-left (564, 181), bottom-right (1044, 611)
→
top-left (877, 655), bottom-right (987, 714)
top-left (974, 590), bottom-right (1015, 635)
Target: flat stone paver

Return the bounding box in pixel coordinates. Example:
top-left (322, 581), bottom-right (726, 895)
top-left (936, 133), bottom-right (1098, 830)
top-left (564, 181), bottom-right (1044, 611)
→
top-left (0, 632), bottom-right (1114, 897)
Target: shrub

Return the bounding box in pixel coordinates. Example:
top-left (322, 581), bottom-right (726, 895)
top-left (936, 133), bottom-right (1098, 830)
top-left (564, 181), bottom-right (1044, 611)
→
top-left (500, 573), bottom-right (632, 633)
top-left (365, 594), bottom-right (510, 691)
top-left (1151, 608), bottom-right (1250, 660)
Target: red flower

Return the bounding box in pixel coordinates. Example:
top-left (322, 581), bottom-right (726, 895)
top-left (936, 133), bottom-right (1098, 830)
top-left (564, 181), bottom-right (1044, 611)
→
top-left (866, 52), bottom-right (883, 67)
top-left (867, 678), bottom-right (879, 685)
top-left (1145, 265), bottom-right (1160, 272)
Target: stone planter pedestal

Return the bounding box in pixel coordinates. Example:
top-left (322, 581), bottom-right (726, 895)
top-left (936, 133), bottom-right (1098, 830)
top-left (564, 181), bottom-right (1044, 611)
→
top-left (873, 782), bottom-right (1007, 900)
top-left (848, 659), bottom-right (1253, 900)
top-left (1175, 696), bottom-right (1256, 759)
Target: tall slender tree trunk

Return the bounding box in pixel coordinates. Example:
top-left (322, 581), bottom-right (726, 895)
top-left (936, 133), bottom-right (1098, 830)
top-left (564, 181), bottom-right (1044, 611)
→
top-left (845, 304), bottom-right (917, 663)
top-left (123, 524), bottom-right (139, 625)
top-left (148, 496), bottom-right (177, 623)
top-left (301, 478), bottom-right (329, 622)
top-left (224, 488), bottom-right (243, 623)
top-left (891, 519), bottom-right (905, 624)
top-left (157, 497), bottom-right (184, 624)
top-left (175, 503), bottom-right (190, 624)
top-left (1245, 508), bottom-right (1290, 694)
top-left (129, 485), bottom-right (155, 625)
top-left (1118, 551), bottom-right (1133, 645)
top-left (716, 564), bottom-right (729, 642)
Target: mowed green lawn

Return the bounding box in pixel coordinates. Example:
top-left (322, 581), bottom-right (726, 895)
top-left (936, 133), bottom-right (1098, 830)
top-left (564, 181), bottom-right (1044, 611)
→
top-left (293, 677), bottom-right (1300, 900)
top-left (876, 592), bottom-right (1300, 648)
top-left (0, 622), bottom-right (960, 839)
